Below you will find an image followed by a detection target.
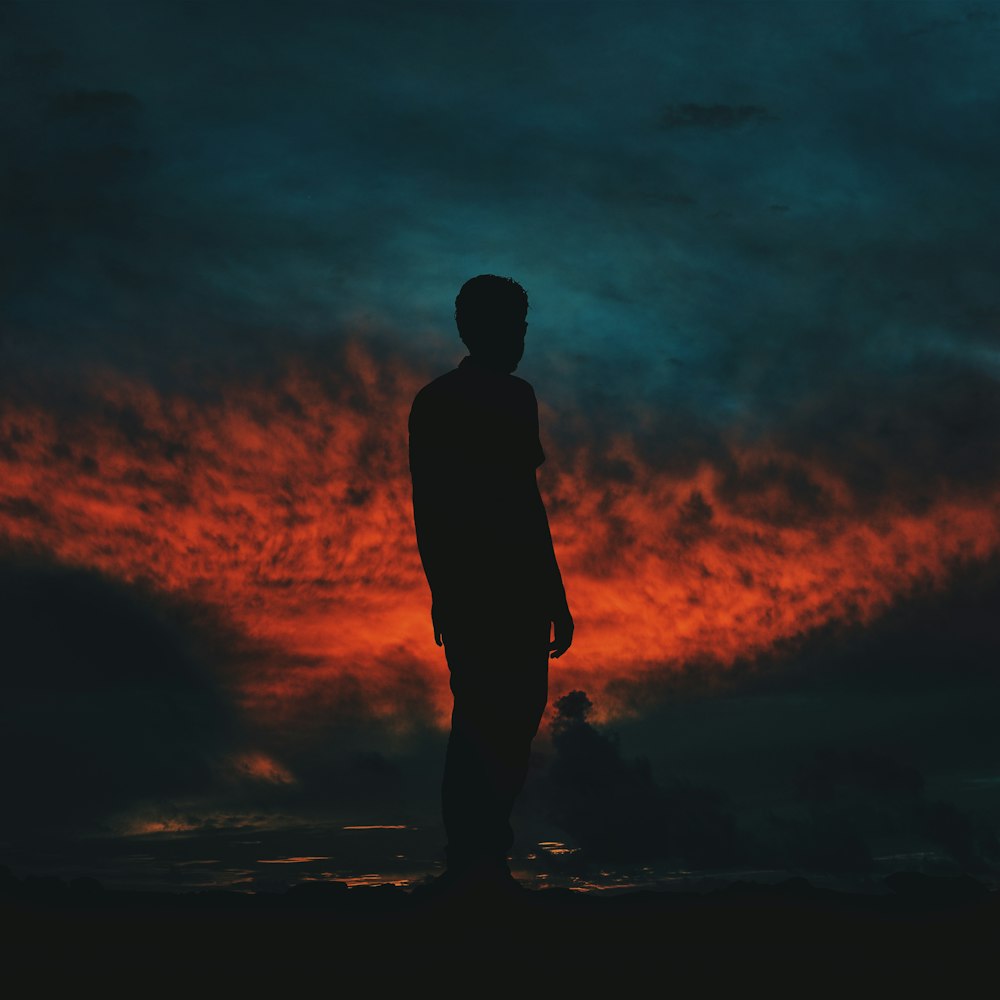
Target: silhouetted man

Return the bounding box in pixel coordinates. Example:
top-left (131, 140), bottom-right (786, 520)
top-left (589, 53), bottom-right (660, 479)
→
top-left (408, 274), bottom-right (574, 894)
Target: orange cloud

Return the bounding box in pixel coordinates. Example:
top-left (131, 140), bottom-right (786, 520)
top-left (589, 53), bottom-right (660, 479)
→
top-left (2, 342), bottom-right (998, 728)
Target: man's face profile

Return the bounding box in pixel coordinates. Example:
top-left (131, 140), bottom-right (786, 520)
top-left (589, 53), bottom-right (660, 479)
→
top-left (466, 313), bottom-right (527, 374)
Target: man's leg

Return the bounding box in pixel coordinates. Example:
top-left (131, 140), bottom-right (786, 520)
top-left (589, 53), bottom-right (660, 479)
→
top-left (441, 616), bottom-right (550, 876)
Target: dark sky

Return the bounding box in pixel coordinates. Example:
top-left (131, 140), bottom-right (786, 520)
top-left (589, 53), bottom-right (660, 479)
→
top-left (7, 1), bottom-right (1000, 407)
top-left (1, 0), bottom-right (999, 888)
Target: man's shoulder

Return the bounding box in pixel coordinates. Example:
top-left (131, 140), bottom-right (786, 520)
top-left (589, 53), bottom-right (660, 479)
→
top-left (409, 370), bottom-right (460, 432)
top-left (415, 367), bottom-right (462, 397)
top-left (508, 373), bottom-right (536, 396)
top-left (409, 368), bottom-right (536, 431)
top-left (412, 368), bottom-right (534, 402)
top-left (410, 369), bottom-right (460, 413)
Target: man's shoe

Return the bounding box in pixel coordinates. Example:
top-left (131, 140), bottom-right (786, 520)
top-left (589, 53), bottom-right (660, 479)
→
top-left (410, 862), bottom-right (525, 906)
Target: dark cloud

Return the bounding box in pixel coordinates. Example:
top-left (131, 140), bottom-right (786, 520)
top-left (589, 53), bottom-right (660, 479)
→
top-left (919, 799), bottom-right (999, 873)
top-left (538, 691), bottom-right (749, 868)
top-left (606, 548), bottom-right (1000, 718)
top-left (777, 362), bottom-right (1000, 506)
top-left (2, 0), bottom-right (998, 494)
top-left (675, 488), bottom-right (715, 544)
top-left (0, 544), bottom-right (444, 839)
top-left (767, 812), bottom-right (874, 874)
top-left (46, 87), bottom-right (142, 117)
top-left (901, 7), bottom-right (998, 38)
top-left (784, 746), bottom-right (998, 874)
top-left (0, 24), bottom-right (154, 359)
top-left (584, 554), bottom-right (1000, 879)
top-left (542, 351), bottom-right (1000, 528)
top-left (659, 103), bottom-right (777, 129)
top-left (535, 690), bottom-right (998, 877)
top-left (242, 667), bottom-right (442, 824)
top-left (0, 550), bottom-right (236, 833)
top-left (714, 456), bottom-right (833, 527)
top-left (797, 748), bottom-right (924, 803)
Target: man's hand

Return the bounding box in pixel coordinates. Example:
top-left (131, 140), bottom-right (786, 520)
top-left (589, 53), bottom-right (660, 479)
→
top-left (549, 607), bottom-right (574, 659)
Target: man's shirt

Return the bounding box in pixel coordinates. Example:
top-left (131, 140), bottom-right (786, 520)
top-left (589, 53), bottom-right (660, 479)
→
top-left (408, 355), bottom-right (566, 626)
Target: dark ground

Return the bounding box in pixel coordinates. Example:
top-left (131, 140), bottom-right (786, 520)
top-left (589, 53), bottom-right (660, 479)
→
top-left (4, 866), bottom-right (996, 982)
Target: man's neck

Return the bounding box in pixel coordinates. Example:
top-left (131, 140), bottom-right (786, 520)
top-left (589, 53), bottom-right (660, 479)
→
top-left (460, 354), bottom-right (512, 376)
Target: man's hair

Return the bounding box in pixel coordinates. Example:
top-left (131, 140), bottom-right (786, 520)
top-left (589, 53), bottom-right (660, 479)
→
top-left (455, 274), bottom-right (529, 345)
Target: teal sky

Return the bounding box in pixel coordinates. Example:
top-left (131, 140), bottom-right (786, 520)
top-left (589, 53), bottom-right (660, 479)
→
top-left (5, 0), bottom-right (1000, 447)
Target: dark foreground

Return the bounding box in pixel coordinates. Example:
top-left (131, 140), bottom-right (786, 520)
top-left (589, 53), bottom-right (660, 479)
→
top-left (4, 866), bottom-right (997, 980)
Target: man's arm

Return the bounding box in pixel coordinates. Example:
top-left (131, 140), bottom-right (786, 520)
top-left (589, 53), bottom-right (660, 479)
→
top-left (526, 386), bottom-right (574, 658)
top-left (410, 475), bottom-right (458, 645)
top-left (408, 389), bottom-right (462, 645)
top-left (535, 483), bottom-right (574, 659)
top-left (525, 476), bottom-right (568, 611)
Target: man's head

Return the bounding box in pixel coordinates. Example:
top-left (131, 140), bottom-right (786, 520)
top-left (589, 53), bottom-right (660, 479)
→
top-left (455, 274), bottom-right (529, 373)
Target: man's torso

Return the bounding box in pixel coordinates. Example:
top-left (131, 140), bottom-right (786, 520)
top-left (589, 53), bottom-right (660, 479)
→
top-left (408, 357), bottom-right (551, 621)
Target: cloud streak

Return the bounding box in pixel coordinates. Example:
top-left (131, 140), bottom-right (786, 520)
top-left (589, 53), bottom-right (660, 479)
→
top-left (2, 344), bottom-right (998, 729)
top-left (659, 103), bottom-right (777, 129)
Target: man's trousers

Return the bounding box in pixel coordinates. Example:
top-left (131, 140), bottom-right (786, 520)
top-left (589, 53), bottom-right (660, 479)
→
top-left (440, 615), bottom-right (551, 872)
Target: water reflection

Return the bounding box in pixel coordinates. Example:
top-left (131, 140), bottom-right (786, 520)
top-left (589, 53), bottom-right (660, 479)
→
top-left (4, 824), bottom-right (993, 896)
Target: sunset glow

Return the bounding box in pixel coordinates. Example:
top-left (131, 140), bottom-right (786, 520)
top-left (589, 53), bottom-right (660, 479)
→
top-left (3, 343), bottom-right (998, 728)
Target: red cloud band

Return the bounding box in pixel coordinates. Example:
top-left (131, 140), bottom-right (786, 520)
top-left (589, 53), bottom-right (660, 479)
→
top-left (2, 343), bottom-right (997, 727)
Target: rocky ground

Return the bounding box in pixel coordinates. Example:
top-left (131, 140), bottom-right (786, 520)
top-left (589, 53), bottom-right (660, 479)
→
top-left (3, 866), bottom-right (996, 983)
